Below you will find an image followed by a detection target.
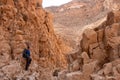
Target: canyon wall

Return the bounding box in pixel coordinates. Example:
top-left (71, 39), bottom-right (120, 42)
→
top-left (0, 0), bottom-right (69, 80)
top-left (56, 4), bottom-right (120, 80)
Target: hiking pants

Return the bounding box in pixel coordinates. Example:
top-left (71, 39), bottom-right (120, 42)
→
top-left (25, 57), bottom-right (32, 70)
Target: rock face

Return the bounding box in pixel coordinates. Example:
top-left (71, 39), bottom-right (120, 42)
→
top-left (104, 0), bottom-right (120, 11)
top-left (57, 9), bottom-right (120, 80)
top-left (0, 0), bottom-right (69, 80)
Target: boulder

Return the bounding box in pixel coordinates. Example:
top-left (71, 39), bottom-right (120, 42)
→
top-left (66, 71), bottom-right (84, 80)
top-left (81, 29), bottom-right (97, 52)
top-left (97, 69), bottom-right (104, 75)
top-left (89, 43), bottom-right (99, 55)
top-left (106, 76), bottom-right (116, 80)
top-left (103, 63), bottom-right (113, 76)
top-left (71, 60), bottom-right (80, 72)
top-left (83, 61), bottom-right (98, 80)
top-left (112, 59), bottom-right (120, 65)
top-left (0, 70), bottom-right (5, 80)
top-left (1, 61), bottom-right (21, 77)
top-left (66, 49), bottom-right (80, 63)
top-left (52, 77), bottom-right (58, 80)
top-left (113, 66), bottom-right (120, 80)
top-left (27, 72), bottom-right (39, 80)
top-left (116, 64), bottom-right (120, 73)
top-left (81, 52), bottom-right (90, 64)
top-left (114, 11), bottom-right (120, 23)
top-left (91, 74), bottom-right (105, 80)
top-left (16, 30), bottom-right (24, 35)
top-left (97, 29), bottom-right (104, 42)
top-left (92, 47), bottom-right (107, 65)
top-left (58, 70), bottom-right (68, 80)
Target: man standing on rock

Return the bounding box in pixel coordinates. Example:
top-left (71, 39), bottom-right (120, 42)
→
top-left (23, 45), bottom-right (32, 71)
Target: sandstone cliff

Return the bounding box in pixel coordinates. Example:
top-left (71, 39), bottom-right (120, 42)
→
top-left (0, 0), bottom-right (70, 80)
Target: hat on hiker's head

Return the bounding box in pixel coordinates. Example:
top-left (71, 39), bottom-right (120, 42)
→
top-left (27, 45), bottom-right (30, 49)
top-left (25, 42), bottom-right (30, 49)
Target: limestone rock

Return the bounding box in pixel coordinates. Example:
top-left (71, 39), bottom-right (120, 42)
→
top-left (103, 63), bottom-right (113, 75)
top-left (89, 43), bottom-right (99, 57)
top-left (104, 0), bottom-right (120, 11)
top-left (58, 70), bottom-right (68, 80)
top-left (71, 60), bottom-right (80, 72)
top-left (106, 76), bottom-right (116, 80)
top-left (83, 61), bottom-right (98, 80)
top-left (112, 59), bottom-right (120, 67)
top-left (66, 49), bottom-right (80, 63)
top-left (81, 52), bottom-right (90, 64)
top-left (16, 30), bottom-right (24, 35)
top-left (92, 47), bottom-right (107, 65)
top-left (1, 62), bottom-right (21, 78)
top-left (66, 71), bottom-right (84, 80)
top-left (81, 29), bottom-right (97, 52)
top-left (52, 77), bottom-right (58, 80)
top-left (114, 11), bottom-right (120, 23)
top-left (116, 64), bottom-right (120, 73)
top-left (97, 29), bottom-right (104, 42)
top-left (91, 74), bottom-right (105, 80)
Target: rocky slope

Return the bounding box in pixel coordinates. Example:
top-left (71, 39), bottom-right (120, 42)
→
top-left (0, 0), bottom-right (71, 80)
top-left (46, 0), bottom-right (108, 49)
top-left (54, 1), bottom-right (120, 80)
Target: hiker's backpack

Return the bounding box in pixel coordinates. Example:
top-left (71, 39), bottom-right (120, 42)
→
top-left (22, 49), bottom-right (27, 58)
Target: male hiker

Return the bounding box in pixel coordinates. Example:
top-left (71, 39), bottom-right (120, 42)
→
top-left (23, 46), bottom-right (32, 70)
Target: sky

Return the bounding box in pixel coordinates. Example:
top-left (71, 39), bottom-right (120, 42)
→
top-left (42, 0), bottom-right (72, 7)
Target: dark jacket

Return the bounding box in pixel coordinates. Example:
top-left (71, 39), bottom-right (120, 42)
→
top-left (23, 49), bottom-right (30, 58)
top-left (25, 49), bottom-right (30, 57)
